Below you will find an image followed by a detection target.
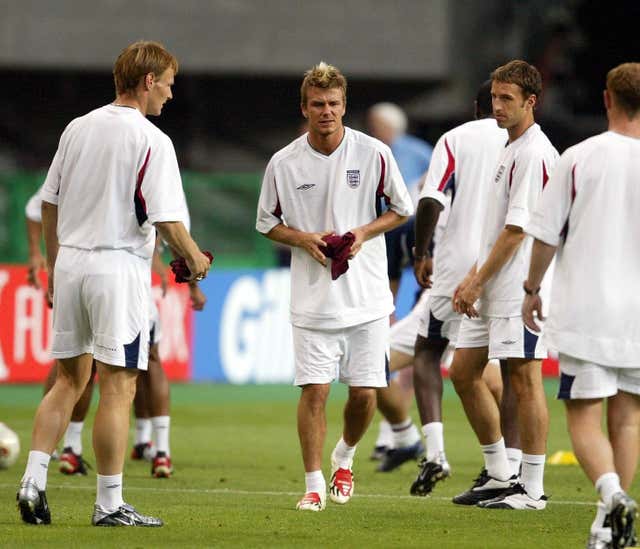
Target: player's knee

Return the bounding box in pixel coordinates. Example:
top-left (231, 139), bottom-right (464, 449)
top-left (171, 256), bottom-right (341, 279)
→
top-left (348, 387), bottom-right (376, 408)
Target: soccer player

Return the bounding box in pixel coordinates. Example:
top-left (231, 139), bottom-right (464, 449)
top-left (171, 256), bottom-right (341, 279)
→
top-left (256, 62), bottom-right (413, 511)
top-left (17, 40), bottom-right (210, 527)
top-left (523, 62), bottom-right (640, 547)
top-left (409, 80), bottom-right (515, 495)
top-left (450, 60), bottom-right (558, 510)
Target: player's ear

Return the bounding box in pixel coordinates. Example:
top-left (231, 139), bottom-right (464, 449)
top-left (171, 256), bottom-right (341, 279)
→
top-left (145, 73), bottom-right (155, 90)
top-left (301, 103), bottom-right (308, 118)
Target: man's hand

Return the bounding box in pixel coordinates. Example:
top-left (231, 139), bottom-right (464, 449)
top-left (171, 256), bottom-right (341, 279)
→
top-left (188, 282), bottom-right (207, 311)
top-left (27, 254), bottom-right (46, 289)
top-left (413, 256), bottom-right (433, 288)
top-left (452, 267), bottom-right (479, 317)
top-left (185, 251), bottom-right (211, 282)
top-left (297, 231), bottom-right (332, 266)
top-left (522, 293), bottom-right (544, 332)
top-left (457, 277), bottom-right (482, 317)
top-left (348, 227), bottom-right (366, 259)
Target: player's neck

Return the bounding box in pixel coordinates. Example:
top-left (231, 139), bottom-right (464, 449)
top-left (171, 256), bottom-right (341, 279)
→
top-left (507, 115), bottom-right (535, 143)
top-left (608, 113), bottom-right (640, 139)
top-left (113, 93), bottom-right (147, 116)
top-left (307, 126), bottom-right (345, 156)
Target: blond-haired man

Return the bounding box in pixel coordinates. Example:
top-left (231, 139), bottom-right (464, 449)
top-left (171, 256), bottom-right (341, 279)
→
top-left (17, 40), bottom-right (210, 527)
top-left (256, 62), bottom-right (413, 511)
top-left (523, 62), bottom-right (640, 548)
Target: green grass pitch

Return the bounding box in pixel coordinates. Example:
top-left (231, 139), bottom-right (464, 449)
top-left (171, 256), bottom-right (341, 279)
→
top-left (0, 380), bottom-right (633, 548)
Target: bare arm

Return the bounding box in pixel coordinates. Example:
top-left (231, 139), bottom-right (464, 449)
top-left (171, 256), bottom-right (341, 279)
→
top-left (265, 223), bottom-right (331, 266)
top-left (522, 238), bottom-right (556, 331)
top-left (41, 201), bottom-right (59, 303)
top-left (413, 197), bottom-right (444, 288)
top-left (26, 218), bottom-right (45, 289)
top-left (155, 221), bottom-right (211, 281)
top-left (349, 210), bottom-right (408, 258)
top-left (456, 225), bottom-right (525, 317)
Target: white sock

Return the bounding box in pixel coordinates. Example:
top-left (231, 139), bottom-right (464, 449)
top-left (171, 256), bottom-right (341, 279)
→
top-left (422, 422), bottom-right (445, 462)
top-left (96, 473), bottom-right (124, 512)
top-left (506, 447), bottom-right (522, 477)
top-left (22, 450), bottom-right (51, 491)
top-left (135, 418), bottom-right (152, 445)
top-left (391, 419), bottom-right (421, 448)
top-left (333, 437), bottom-right (356, 469)
top-left (595, 472), bottom-right (622, 509)
top-left (375, 420), bottom-right (394, 449)
top-left (481, 438), bottom-right (511, 481)
top-left (63, 421), bottom-right (84, 455)
top-left (151, 416), bottom-right (170, 456)
top-left (521, 453), bottom-right (546, 500)
top-left (591, 500), bottom-right (612, 538)
top-left (304, 470), bottom-right (326, 496)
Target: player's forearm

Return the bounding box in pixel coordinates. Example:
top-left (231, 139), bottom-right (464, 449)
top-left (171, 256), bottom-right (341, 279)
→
top-left (155, 221), bottom-right (201, 263)
top-left (265, 223), bottom-right (307, 248)
top-left (41, 201), bottom-right (59, 272)
top-left (525, 239), bottom-right (556, 291)
top-left (475, 225), bottom-right (526, 286)
top-left (414, 197), bottom-right (444, 257)
top-left (26, 218), bottom-right (44, 258)
top-left (356, 210), bottom-right (407, 242)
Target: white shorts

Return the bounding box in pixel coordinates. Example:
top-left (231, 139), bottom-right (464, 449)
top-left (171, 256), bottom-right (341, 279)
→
top-left (51, 247), bottom-right (150, 370)
top-left (292, 317), bottom-right (389, 387)
top-left (390, 291), bottom-right (430, 356)
top-left (456, 315), bottom-right (546, 361)
top-left (417, 295), bottom-right (461, 346)
top-left (149, 296), bottom-right (162, 346)
top-left (557, 353), bottom-right (640, 400)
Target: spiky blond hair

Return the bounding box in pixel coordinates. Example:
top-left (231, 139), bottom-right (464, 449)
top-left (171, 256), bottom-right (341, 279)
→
top-left (300, 61), bottom-right (347, 106)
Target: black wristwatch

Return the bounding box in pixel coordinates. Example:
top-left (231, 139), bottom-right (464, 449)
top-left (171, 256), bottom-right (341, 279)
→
top-left (523, 281), bottom-right (540, 296)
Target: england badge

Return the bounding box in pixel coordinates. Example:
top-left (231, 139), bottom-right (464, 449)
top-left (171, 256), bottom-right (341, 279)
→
top-left (346, 169), bottom-right (360, 188)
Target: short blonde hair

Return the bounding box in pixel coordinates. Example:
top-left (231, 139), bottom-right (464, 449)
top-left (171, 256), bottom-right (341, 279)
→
top-left (113, 40), bottom-right (179, 95)
top-left (300, 62), bottom-right (347, 106)
top-left (607, 63), bottom-right (640, 119)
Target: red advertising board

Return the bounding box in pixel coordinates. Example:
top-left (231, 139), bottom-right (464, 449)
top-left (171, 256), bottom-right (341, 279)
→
top-left (0, 265), bottom-right (192, 383)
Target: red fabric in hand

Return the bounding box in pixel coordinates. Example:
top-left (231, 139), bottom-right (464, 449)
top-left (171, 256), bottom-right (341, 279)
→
top-left (321, 232), bottom-right (355, 280)
top-left (170, 251), bottom-right (214, 283)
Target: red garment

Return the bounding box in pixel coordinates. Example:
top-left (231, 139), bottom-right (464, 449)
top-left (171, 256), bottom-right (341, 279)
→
top-left (322, 232), bottom-right (355, 280)
top-left (170, 251), bottom-right (214, 283)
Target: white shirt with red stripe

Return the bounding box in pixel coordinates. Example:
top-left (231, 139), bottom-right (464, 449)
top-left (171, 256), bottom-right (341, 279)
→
top-left (256, 127), bottom-right (414, 329)
top-left (527, 131), bottom-right (640, 366)
top-left (41, 104), bottom-right (187, 260)
top-left (419, 118), bottom-right (507, 298)
top-left (478, 123), bottom-right (559, 317)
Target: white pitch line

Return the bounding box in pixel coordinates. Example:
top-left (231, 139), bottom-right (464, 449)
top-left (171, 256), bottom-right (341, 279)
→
top-left (0, 483), bottom-right (595, 506)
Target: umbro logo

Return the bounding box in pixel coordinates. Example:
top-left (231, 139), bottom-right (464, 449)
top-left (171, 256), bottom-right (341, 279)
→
top-left (106, 484), bottom-right (121, 489)
top-left (296, 183), bottom-right (316, 191)
top-left (494, 165), bottom-right (506, 183)
top-left (501, 340), bottom-right (516, 345)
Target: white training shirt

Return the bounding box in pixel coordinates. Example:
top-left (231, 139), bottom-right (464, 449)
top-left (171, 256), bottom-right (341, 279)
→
top-left (527, 131), bottom-right (640, 367)
top-left (256, 127), bottom-right (414, 329)
top-left (25, 184), bottom-right (44, 222)
top-left (41, 104), bottom-right (188, 259)
top-left (478, 123), bottom-right (559, 317)
top-left (419, 118), bottom-right (508, 298)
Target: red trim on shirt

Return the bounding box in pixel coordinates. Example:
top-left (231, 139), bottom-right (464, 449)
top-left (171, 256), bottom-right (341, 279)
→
top-left (508, 161), bottom-right (516, 189)
top-left (376, 153), bottom-right (390, 205)
top-left (571, 164), bottom-right (576, 202)
top-left (542, 160), bottom-right (549, 189)
top-left (134, 148), bottom-right (151, 224)
top-left (273, 176), bottom-right (282, 218)
top-left (437, 139), bottom-right (455, 192)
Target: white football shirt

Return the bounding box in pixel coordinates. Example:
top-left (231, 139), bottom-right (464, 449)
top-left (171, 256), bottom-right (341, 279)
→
top-left (256, 127), bottom-right (414, 329)
top-left (419, 118), bottom-right (508, 298)
top-left (41, 104), bottom-right (187, 259)
top-left (527, 131), bottom-right (640, 367)
top-left (478, 123), bottom-right (559, 317)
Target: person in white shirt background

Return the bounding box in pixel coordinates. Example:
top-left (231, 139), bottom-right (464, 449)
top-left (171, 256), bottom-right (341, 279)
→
top-left (523, 62), bottom-right (640, 549)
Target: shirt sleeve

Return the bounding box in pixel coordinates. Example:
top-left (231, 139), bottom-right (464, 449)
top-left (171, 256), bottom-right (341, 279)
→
top-left (40, 145), bottom-right (64, 206)
top-left (526, 149), bottom-right (575, 246)
top-left (504, 148), bottom-right (550, 229)
top-left (140, 134), bottom-right (188, 225)
top-left (418, 133), bottom-right (454, 208)
top-left (25, 185), bottom-right (44, 222)
top-left (256, 158), bottom-right (284, 234)
top-left (379, 146), bottom-right (414, 217)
